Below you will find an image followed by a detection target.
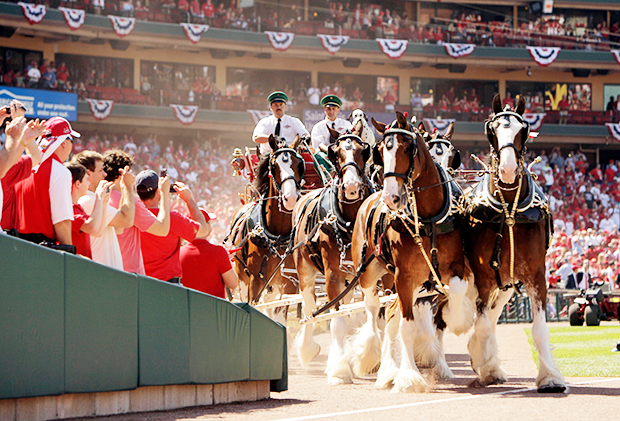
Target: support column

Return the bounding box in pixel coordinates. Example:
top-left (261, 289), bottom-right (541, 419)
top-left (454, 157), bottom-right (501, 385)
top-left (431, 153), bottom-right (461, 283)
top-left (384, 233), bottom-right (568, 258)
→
top-left (215, 65), bottom-right (227, 96)
top-left (134, 57), bottom-right (140, 91)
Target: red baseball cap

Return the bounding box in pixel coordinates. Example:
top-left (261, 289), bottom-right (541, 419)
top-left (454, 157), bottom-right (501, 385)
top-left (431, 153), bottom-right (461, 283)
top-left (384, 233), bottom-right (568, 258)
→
top-left (39, 117), bottom-right (80, 164)
top-left (200, 208), bottom-right (217, 222)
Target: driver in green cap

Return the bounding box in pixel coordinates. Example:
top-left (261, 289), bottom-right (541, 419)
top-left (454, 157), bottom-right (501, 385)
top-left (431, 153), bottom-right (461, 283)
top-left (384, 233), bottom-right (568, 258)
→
top-left (310, 94), bottom-right (353, 175)
top-left (252, 91), bottom-right (309, 155)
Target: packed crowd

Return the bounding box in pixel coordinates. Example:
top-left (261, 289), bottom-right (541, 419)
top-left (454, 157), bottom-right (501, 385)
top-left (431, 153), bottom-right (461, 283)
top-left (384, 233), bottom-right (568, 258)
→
top-left (0, 101), bottom-right (241, 297)
top-left (11, 0), bottom-right (620, 50)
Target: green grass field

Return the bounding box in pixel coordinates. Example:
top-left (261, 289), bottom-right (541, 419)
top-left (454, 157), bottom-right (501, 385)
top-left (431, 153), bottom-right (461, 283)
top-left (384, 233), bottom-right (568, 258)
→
top-left (525, 325), bottom-right (620, 377)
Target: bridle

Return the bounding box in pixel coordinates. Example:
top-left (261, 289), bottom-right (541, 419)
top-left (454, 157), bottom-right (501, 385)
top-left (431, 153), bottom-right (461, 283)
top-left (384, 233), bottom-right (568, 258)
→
top-left (332, 134), bottom-right (372, 204)
top-left (486, 110), bottom-right (529, 160)
top-left (267, 147), bottom-right (304, 211)
top-left (380, 124), bottom-right (418, 182)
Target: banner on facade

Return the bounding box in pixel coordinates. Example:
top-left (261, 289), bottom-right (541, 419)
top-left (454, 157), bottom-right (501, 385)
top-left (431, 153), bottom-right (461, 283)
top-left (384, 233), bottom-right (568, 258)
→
top-left (317, 34), bottom-right (350, 54)
top-left (527, 46), bottom-right (561, 66)
top-left (170, 104), bottom-right (199, 125)
top-left (109, 15), bottom-right (136, 37)
top-left (444, 43), bottom-right (476, 59)
top-left (86, 99), bottom-right (114, 120)
top-left (59, 7), bottom-right (86, 30)
top-left (265, 31), bottom-right (295, 51)
top-left (376, 38), bottom-right (408, 59)
top-left (0, 87), bottom-right (77, 120)
top-left (180, 23), bottom-right (209, 44)
top-left (19, 2), bottom-right (46, 24)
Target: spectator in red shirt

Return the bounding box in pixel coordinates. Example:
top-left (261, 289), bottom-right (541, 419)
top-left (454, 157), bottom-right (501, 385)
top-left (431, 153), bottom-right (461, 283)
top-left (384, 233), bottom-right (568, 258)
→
top-left (604, 160), bottom-right (617, 184)
top-left (558, 95), bottom-right (570, 125)
top-left (180, 209), bottom-right (237, 298)
top-left (177, 0), bottom-right (189, 11)
top-left (589, 163), bottom-right (603, 184)
top-left (66, 162), bottom-right (112, 259)
top-left (136, 170), bottom-right (209, 283)
top-left (201, 0), bottom-right (214, 22)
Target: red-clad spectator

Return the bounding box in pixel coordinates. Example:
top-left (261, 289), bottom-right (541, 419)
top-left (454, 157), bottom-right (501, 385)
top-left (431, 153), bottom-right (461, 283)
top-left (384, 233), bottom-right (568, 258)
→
top-left (201, 0), bottom-right (214, 20)
top-left (180, 209), bottom-right (238, 298)
top-left (56, 62), bottom-right (68, 89)
top-left (589, 163), bottom-right (603, 184)
top-left (605, 160), bottom-right (616, 183)
top-left (189, 0), bottom-right (201, 19)
top-left (178, 0), bottom-right (189, 11)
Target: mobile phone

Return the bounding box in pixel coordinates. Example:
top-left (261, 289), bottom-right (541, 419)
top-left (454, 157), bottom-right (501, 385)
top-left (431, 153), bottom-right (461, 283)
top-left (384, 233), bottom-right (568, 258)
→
top-left (170, 183), bottom-right (176, 193)
top-left (160, 169), bottom-right (167, 177)
top-left (3, 104), bottom-right (27, 113)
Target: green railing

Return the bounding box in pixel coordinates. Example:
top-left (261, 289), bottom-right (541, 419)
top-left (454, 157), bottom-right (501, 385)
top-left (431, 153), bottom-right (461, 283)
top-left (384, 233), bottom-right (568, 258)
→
top-left (498, 290), bottom-right (573, 323)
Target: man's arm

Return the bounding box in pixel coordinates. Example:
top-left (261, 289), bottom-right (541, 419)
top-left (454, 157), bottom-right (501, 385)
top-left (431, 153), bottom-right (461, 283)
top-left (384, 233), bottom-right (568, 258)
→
top-left (252, 118), bottom-right (270, 144)
top-left (145, 176), bottom-right (171, 236)
top-left (80, 180), bottom-right (112, 236)
top-left (109, 166), bottom-right (135, 229)
top-left (175, 182), bottom-right (210, 239)
top-left (221, 268), bottom-right (238, 291)
top-left (54, 220), bottom-right (72, 245)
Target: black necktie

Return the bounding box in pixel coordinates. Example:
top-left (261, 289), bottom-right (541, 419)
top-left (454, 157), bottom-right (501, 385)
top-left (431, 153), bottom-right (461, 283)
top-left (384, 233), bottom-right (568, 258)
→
top-left (332, 122), bottom-right (335, 129)
top-left (275, 118), bottom-right (281, 136)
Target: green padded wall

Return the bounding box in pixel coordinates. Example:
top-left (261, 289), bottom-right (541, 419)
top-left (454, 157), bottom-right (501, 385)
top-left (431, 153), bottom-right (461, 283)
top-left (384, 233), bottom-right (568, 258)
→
top-left (189, 291), bottom-right (250, 383)
top-left (64, 256), bottom-right (138, 393)
top-left (138, 277), bottom-right (191, 386)
top-left (236, 303), bottom-right (286, 384)
top-left (0, 236), bottom-right (65, 399)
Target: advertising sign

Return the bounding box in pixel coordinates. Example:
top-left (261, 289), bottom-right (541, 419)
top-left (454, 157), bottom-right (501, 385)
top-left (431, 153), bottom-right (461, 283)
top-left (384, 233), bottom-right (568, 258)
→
top-left (0, 86), bottom-right (78, 121)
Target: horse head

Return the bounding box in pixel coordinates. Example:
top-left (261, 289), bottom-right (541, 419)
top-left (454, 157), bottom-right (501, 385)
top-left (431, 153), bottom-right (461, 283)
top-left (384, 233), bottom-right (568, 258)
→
top-left (485, 93), bottom-right (529, 184)
top-left (372, 111), bottom-right (424, 211)
top-left (348, 109), bottom-right (376, 146)
top-left (266, 134), bottom-right (305, 211)
top-left (424, 122), bottom-right (461, 172)
top-left (326, 127), bottom-right (371, 201)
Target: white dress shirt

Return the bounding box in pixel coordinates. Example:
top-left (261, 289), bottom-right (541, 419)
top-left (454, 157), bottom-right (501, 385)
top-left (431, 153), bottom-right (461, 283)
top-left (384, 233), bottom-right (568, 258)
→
top-left (311, 117), bottom-right (353, 150)
top-left (252, 114), bottom-right (309, 155)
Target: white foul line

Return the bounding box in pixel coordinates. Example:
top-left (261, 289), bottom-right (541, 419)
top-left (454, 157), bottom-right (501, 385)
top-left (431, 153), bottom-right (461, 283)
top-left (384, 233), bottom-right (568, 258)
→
top-left (276, 378), bottom-right (620, 421)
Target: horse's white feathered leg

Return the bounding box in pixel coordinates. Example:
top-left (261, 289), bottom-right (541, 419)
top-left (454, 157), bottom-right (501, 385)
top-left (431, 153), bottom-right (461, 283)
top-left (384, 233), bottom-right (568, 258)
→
top-left (531, 302), bottom-right (567, 392)
top-left (325, 315), bottom-right (353, 384)
top-left (375, 308), bottom-right (400, 389)
top-left (468, 290), bottom-right (512, 386)
top-left (413, 301), bottom-right (440, 369)
top-left (443, 275), bottom-right (476, 336)
top-left (392, 316), bottom-right (429, 393)
top-left (295, 285), bottom-right (321, 367)
top-left (347, 286), bottom-right (382, 377)
top-left (434, 328), bottom-right (453, 380)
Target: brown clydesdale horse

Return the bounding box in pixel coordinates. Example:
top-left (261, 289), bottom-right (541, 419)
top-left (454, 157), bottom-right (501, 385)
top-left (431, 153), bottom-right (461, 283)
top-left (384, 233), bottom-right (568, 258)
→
top-left (228, 135), bottom-right (305, 323)
top-left (292, 129), bottom-right (372, 385)
top-left (347, 112), bottom-right (476, 392)
top-left (464, 94), bottom-right (566, 392)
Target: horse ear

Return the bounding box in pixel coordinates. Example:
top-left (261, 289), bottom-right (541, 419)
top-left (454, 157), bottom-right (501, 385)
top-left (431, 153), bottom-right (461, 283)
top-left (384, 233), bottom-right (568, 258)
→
top-left (327, 143), bottom-right (339, 168)
top-left (450, 149), bottom-right (462, 171)
top-left (444, 122), bottom-right (454, 141)
top-left (268, 134), bottom-right (278, 152)
top-left (327, 126), bottom-right (340, 143)
top-left (372, 143), bottom-right (383, 167)
top-left (362, 142), bottom-right (371, 163)
top-left (352, 119), bottom-right (363, 137)
top-left (418, 121), bottom-right (427, 133)
top-left (371, 117), bottom-right (387, 135)
top-left (297, 153), bottom-right (306, 179)
top-left (515, 95), bottom-right (526, 115)
top-left (492, 94), bottom-right (502, 114)
top-left (484, 119), bottom-right (495, 144)
top-left (396, 111), bottom-right (408, 128)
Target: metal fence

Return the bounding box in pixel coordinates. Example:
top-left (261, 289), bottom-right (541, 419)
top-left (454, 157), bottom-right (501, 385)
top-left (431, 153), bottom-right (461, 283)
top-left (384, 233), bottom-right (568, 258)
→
top-left (498, 289), bottom-right (574, 324)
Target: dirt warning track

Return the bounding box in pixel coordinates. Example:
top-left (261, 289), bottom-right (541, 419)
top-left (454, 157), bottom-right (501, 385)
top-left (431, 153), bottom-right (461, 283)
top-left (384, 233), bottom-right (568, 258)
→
top-left (67, 322), bottom-right (620, 421)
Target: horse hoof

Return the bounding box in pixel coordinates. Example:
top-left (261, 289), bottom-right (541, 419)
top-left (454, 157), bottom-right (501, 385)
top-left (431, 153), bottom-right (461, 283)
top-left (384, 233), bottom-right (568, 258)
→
top-left (313, 344), bottom-right (321, 360)
top-left (537, 382), bottom-right (568, 394)
top-left (467, 378), bottom-right (486, 388)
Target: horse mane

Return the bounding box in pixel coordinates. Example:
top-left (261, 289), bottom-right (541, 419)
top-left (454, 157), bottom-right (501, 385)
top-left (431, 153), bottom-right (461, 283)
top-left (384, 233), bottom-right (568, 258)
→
top-left (253, 155), bottom-right (271, 196)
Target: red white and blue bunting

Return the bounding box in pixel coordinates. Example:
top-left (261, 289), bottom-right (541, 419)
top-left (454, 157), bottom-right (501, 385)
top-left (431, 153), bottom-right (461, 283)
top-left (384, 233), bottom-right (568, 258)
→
top-left (170, 104), bottom-right (199, 125)
top-left (109, 15), bottom-right (136, 37)
top-left (423, 118), bottom-right (456, 134)
top-left (612, 50), bottom-right (620, 66)
top-left (527, 46), bottom-right (561, 67)
top-left (265, 31), bottom-right (295, 51)
top-left (86, 99), bottom-right (114, 121)
top-left (317, 34), bottom-right (350, 54)
top-left (19, 2), bottom-right (46, 24)
top-left (59, 7), bottom-right (86, 31)
top-left (444, 43), bottom-right (476, 59)
top-left (522, 113), bottom-right (546, 131)
top-left (247, 109), bottom-right (271, 125)
top-left (606, 123), bottom-right (620, 143)
top-left (376, 38), bottom-right (408, 59)
top-left (180, 23), bottom-right (209, 44)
